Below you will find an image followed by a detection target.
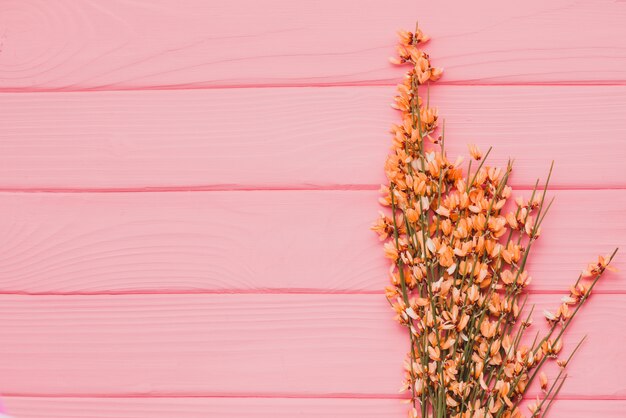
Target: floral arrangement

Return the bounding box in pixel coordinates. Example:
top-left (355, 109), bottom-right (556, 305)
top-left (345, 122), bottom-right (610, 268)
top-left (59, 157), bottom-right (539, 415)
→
top-left (372, 24), bottom-right (618, 418)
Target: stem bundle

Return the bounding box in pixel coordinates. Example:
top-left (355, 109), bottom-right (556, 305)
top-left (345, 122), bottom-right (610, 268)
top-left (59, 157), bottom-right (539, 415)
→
top-left (372, 24), bottom-right (618, 418)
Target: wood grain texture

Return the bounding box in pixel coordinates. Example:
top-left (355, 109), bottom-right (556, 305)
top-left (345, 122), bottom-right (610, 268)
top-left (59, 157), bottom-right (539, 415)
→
top-left (1, 86), bottom-right (625, 189)
top-left (1, 0), bottom-right (625, 90)
top-left (1, 0), bottom-right (624, 409)
top-left (0, 293), bottom-right (623, 397)
top-left (3, 398), bottom-right (625, 418)
top-left (0, 190), bottom-right (622, 294)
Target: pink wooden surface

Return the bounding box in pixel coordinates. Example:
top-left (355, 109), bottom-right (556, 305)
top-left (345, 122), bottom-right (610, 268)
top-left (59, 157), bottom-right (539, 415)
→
top-left (3, 398), bottom-right (624, 418)
top-left (0, 1), bottom-right (625, 90)
top-left (1, 86), bottom-right (625, 189)
top-left (0, 1), bottom-right (624, 417)
top-left (2, 398), bottom-right (625, 418)
top-left (0, 294), bottom-right (623, 397)
top-left (0, 190), bottom-right (622, 294)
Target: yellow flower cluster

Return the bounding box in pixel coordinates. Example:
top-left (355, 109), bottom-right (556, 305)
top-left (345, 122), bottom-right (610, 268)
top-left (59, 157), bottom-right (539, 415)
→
top-left (373, 25), bottom-right (618, 418)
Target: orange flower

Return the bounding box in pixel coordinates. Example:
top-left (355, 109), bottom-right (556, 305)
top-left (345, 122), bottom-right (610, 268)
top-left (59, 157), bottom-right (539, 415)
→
top-left (505, 212), bottom-right (519, 230)
top-left (468, 144), bottom-right (483, 160)
top-left (429, 67), bottom-right (443, 81)
top-left (543, 310), bottom-right (557, 323)
top-left (555, 303), bottom-right (572, 321)
top-left (569, 282), bottom-right (591, 302)
top-left (371, 212), bottom-right (396, 241)
top-left (539, 372), bottom-right (548, 392)
top-left (541, 339), bottom-right (563, 357)
top-left (383, 241), bottom-right (399, 262)
top-left (397, 30), bottom-right (414, 46)
top-left (414, 28), bottom-right (430, 44)
top-left (582, 253), bottom-right (618, 277)
top-left (527, 401), bottom-right (541, 416)
top-left (397, 28), bottom-right (429, 47)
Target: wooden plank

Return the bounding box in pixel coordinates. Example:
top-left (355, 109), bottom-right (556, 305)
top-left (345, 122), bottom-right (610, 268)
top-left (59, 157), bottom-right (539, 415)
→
top-left (1, 86), bottom-right (625, 189)
top-left (2, 397), bottom-right (625, 418)
top-left (0, 293), bottom-right (623, 397)
top-left (0, 190), bottom-right (622, 294)
top-left (0, 1), bottom-right (625, 90)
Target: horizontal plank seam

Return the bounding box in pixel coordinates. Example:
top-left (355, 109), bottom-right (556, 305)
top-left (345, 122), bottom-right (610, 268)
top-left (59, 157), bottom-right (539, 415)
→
top-left (1, 81), bottom-right (626, 93)
top-left (0, 289), bottom-right (623, 296)
top-left (1, 393), bottom-right (624, 401)
top-left (0, 185), bottom-right (623, 193)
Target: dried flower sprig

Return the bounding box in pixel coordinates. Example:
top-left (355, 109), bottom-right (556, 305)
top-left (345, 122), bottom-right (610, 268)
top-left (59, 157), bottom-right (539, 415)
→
top-left (374, 23), bottom-right (618, 418)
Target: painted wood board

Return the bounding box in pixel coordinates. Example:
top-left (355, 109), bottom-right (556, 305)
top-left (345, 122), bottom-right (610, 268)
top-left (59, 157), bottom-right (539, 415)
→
top-left (2, 397), bottom-right (625, 418)
top-left (0, 190), bottom-right (622, 294)
top-left (1, 1), bottom-right (625, 90)
top-left (0, 293), bottom-right (623, 397)
top-left (1, 86), bottom-right (625, 190)
top-left (0, 0), bottom-right (624, 411)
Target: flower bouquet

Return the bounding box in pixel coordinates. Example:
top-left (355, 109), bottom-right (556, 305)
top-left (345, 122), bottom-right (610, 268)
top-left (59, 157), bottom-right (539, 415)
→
top-left (373, 24), bottom-right (618, 418)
